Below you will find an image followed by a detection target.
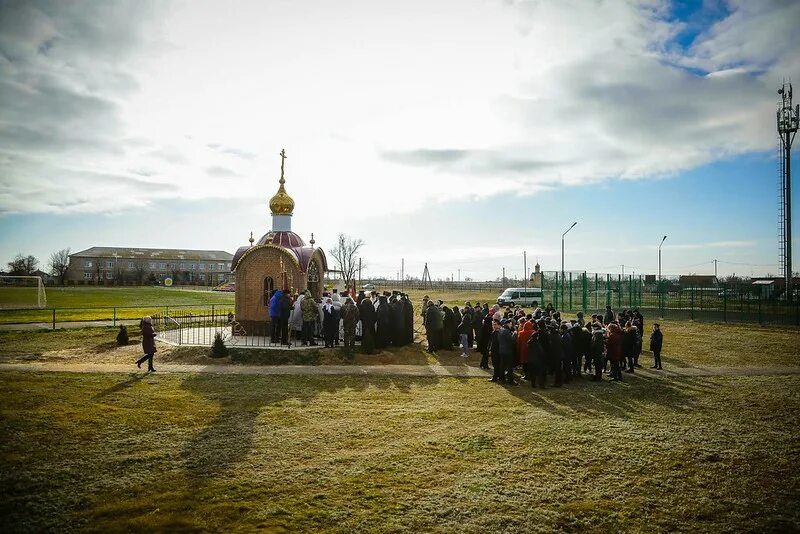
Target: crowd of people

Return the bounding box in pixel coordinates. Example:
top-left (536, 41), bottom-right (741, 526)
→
top-left (424, 299), bottom-right (664, 387)
top-left (262, 288), bottom-right (666, 387)
top-left (268, 288), bottom-right (416, 353)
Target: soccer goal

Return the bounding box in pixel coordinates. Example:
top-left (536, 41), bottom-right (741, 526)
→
top-left (0, 276), bottom-right (47, 309)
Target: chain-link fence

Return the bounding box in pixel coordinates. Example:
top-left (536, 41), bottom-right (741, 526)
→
top-left (540, 271), bottom-right (799, 325)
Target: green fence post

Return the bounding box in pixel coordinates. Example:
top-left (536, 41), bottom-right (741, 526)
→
top-left (723, 288), bottom-right (727, 323)
top-left (569, 272), bottom-right (573, 311)
top-left (617, 275), bottom-right (622, 308)
top-left (594, 273), bottom-right (599, 309)
top-left (52, 308), bottom-right (56, 330)
top-left (554, 272), bottom-right (559, 309)
top-left (758, 293), bottom-right (762, 325)
top-left (582, 272), bottom-right (588, 312)
top-left (212, 304), bottom-right (215, 318)
top-left (690, 286), bottom-right (695, 320)
top-left (113, 307), bottom-right (116, 327)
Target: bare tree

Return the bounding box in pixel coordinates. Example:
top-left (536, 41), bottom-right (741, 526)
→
top-left (7, 254), bottom-right (38, 276)
top-left (133, 263), bottom-right (149, 285)
top-left (48, 248), bottom-right (71, 285)
top-left (328, 233), bottom-right (365, 290)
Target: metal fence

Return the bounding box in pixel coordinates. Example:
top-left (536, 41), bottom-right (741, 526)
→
top-left (153, 309), bottom-right (325, 348)
top-left (540, 272), bottom-right (799, 325)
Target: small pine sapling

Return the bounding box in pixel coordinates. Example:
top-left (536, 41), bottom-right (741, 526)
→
top-left (211, 332), bottom-right (229, 358)
top-left (116, 325), bottom-right (129, 346)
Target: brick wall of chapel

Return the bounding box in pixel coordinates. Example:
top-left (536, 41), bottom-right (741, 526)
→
top-left (235, 247), bottom-right (306, 326)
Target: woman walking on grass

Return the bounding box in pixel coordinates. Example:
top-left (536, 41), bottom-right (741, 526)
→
top-left (136, 316), bottom-right (157, 372)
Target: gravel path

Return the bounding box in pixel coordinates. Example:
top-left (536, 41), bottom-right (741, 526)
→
top-left (1, 362), bottom-right (799, 378)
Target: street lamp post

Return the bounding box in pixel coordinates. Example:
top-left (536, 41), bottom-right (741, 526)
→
top-left (561, 222), bottom-right (577, 305)
top-left (658, 235), bottom-right (667, 312)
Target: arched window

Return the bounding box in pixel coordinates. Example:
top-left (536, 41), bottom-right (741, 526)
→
top-left (263, 277), bottom-right (274, 306)
top-left (307, 261), bottom-right (319, 283)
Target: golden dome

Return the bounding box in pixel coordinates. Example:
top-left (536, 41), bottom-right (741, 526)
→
top-left (269, 149), bottom-right (295, 215)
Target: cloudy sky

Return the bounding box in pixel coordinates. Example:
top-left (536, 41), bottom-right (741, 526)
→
top-left (0, 0), bottom-right (798, 280)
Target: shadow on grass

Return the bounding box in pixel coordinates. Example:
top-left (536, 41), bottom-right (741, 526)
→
top-left (499, 370), bottom-right (710, 420)
top-left (178, 373), bottom-right (440, 483)
top-left (92, 373), bottom-right (147, 400)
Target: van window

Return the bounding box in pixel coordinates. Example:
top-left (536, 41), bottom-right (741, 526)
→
top-left (511, 292), bottom-right (520, 299)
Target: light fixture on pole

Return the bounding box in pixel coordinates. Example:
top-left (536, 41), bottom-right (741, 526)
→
top-left (561, 222), bottom-right (577, 303)
top-left (658, 235), bottom-right (667, 281)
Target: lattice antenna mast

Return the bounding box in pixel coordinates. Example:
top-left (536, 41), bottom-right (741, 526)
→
top-left (777, 81), bottom-right (798, 300)
top-left (421, 262), bottom-right (433, 289)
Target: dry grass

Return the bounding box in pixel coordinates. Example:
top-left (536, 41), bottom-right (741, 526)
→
top-left (1, 371), bottom-right (798, 532)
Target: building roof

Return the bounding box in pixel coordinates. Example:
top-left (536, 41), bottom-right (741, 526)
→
top-left (70, 247), bottom-right (233, 261)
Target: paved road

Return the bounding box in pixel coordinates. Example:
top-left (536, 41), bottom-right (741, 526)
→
top-left (1, 362), bottom-right (799, 378)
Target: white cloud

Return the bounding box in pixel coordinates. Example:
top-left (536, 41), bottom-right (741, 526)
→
top-left (0, 0), bottom-right (796, 226)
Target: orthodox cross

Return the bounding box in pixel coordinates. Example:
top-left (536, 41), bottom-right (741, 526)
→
top-left (279, 148), bottom-right (287, 182)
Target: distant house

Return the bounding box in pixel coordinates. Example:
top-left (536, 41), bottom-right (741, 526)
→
top-left (678, 275), bottom-right (717, 288)
top-left (750, 277), bottom-right (800, 299)
top-left (67, 247), bottom-right (234, 285)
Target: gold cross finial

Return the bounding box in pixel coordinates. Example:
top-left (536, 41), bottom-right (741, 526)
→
top-left (279, 149), bottom-right (287, 183)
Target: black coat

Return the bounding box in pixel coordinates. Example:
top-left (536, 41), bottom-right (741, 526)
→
top-left (322, 307), bottom-right (339, 338)
top-left (376, 301), bottom-right (390, 348)
top-left (527, 333), bottom-right (546, 366)
top-left (402, 299), bottom-right (414, 344)
top-left (649, 329), bottom-right (663, 352)
top-left (359, 300), bottom-right (376, 353)
top-left (279, 294), bottom-right (292, 320)
top-left (389, 300), bottom-right (405, 346)
top-left (441, 307), bottom-right (455, 350)
top-left (622, 328), bottom-right (636, 358)
top-left (477, 314), bottom-right (493, 354)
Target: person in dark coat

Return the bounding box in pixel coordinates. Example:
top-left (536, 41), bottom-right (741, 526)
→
top-left (375, 295), bottom-right (391, 349)
top-left (359, 297), bottom-right (376, 354)
top-left (322, 299), bottom-right (338, 348)
top-left (461, 305), bottom-right (474, 348)
top-left (136, 316), bottom-right (157, 372)
top-left (452, 306), bottom-right (462, 347)
top-left (603, 305), bottom-right (615, 325)
top-left (633, 322), bottom-right (643, 368)
top-left (488, 319), bottom-right (502, 382)
top-left (622, 322), bottom-right (636, 373)
top-left (389, 297), bottom-right (405, 346)
top-left (649, 323), bottom-right (663, 370)
top-left (606, 323), bottom-right (624, 381)
top-left (548, 325), bottom-right (564, 387)
top-left (441, 305), bottom-right (455, 351)
top-left (473, 304), bottom-right (486, 347)
top-left (590, 325), bottom-right (605, 381)
top-left (457, 310), bottom-right (472, 357)
top-left (424, 301), bottom-right (444, 353)
top-left (401, 295), bottom-right (414, 345)
top-left (477, 313), bottom-right (493, 369)
top-left (491, 320), bottom-right (516, 385)
top-left (560, 324), bottom-right (574, 384)
top-left (527, 327), bottom-right (547, 388)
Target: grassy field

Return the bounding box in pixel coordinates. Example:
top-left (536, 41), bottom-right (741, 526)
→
top-left (1, 371), bottom-right (798, 532)
top-left (0, 286), bottom-right (234, 324)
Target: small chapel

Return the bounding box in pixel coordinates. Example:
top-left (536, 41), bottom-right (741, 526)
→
top-left (231, 149), bottom-right (327, 335)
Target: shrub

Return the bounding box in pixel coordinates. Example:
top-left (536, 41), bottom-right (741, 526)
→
top-left (211, 333), bottom-right (229, 358)
top-left (116, 325), bottom-right (129, 346)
